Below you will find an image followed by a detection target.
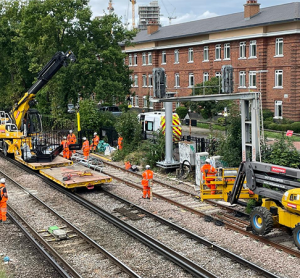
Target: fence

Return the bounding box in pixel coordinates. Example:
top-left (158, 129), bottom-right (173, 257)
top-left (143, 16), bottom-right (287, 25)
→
top-left (180, 135), bottom-right (218, 155)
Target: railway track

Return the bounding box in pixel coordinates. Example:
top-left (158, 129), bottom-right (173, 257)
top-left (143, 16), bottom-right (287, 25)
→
top-left (83, 153), bottom-right (300, 258)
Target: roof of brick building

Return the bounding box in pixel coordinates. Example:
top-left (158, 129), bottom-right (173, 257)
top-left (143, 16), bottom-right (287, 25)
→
top-left (132, 2), bottom-right (300, 43)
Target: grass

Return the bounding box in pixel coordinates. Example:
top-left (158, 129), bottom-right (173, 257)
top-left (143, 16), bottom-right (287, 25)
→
top-left (264, 131), bottom-right (300, 142)
top-left (0, 264), bottom-right (8, 278)
top-left (197, 122), bottom-right (225, 131)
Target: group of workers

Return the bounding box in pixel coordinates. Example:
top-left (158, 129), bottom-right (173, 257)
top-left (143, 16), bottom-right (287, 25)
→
top-left (61, 131), bottom-right (100, 160)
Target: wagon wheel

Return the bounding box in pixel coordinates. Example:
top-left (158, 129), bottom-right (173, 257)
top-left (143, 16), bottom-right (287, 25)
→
top-left (181, 160), bottom-right (191, 179)
top-left (250, 207), bottom-right (273, 236)
top-left (293, 223), bottom-right (300, 250)
top-left (3, 142), bottom-right (8, 156)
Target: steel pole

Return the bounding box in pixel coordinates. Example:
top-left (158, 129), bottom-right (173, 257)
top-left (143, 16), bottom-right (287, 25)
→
top-left (165, 102), bottom-right (173, 163)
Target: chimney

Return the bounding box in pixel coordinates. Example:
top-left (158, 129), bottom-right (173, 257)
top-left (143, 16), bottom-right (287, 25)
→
top-left (244, 0), bottom-right (260, 19)
top-left (147, 21), bottom-right (159, 34)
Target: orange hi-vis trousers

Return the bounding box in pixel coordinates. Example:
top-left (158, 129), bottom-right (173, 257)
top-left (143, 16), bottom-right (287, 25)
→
top-left (0, 202), bottom-right (7, 221)
top-left (141, 179), bottom-right (150, 198)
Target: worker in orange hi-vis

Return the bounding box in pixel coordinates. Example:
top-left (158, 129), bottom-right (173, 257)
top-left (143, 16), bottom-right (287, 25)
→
top-left (118, 135), bottom-right (123, 150)
top-left (0, 178), bottom-right (10, 224)
top-left (90, 132), bottom-right (100, 152)
top-left (200, 158), bottom-right (217, 194)
top-left (67, 130), bottom-right (77, 154)
top-left (141, 165), bottom-right (154, 200)
top-left (125, 161), bottom-right (132, 170)
top-left (82, 137), bottom-right (90, 160)
top-left (61, 136), bottom-right (70, 159)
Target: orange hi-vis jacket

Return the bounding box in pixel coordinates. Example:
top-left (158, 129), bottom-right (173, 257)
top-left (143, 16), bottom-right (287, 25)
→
top-left (93, 135), bottom-right (99, 146)
top-left (200, 164), bottom-right (216, 181)
top-left (61, 140), bottom-right (69, 151)
top-left (142, 170), bottom-right (154, 187)
top-left (118, 137), bottom-right (123, 150)
top-left (125, 161), bottom-right (132, 170)
top-left (67, 133), bottom-right (76, 144)
top-left (82, 140), bottom-right (89, 152)
top-left (0, 183), bottom-right (8, 203)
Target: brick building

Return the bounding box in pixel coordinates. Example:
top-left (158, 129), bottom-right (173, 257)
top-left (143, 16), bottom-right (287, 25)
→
top-left (123, 1), bottom-right (300, 121)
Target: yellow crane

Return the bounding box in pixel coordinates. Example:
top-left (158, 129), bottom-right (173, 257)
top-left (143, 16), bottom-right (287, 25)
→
top-left (130, 0), bottom-right (136, 29)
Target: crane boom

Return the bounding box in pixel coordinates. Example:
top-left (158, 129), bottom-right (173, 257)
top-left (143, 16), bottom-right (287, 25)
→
top-left (130, 0), bottom-right (136, 29)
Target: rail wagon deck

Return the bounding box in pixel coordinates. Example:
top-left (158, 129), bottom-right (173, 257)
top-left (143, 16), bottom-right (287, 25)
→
top-left (40, 164), bottom-right (112, 189)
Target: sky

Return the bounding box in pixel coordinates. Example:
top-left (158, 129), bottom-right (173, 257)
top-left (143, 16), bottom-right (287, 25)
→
top-left (89, 0), bottom-right (297, 28)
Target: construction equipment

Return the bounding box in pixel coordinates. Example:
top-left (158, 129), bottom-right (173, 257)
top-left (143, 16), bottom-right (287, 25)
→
top-left (0, 50), bottom-right (76, 160)
top-left (38, 225), bottom-right (76, 241)
top-left (229, 161), bottom-right (300, 249)
top-left (130, 0), bottom-right (136, 29)
top-left (62, 170), bottom-right (93, 181)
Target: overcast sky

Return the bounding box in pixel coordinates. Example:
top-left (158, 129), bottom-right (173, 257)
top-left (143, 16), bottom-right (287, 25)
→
top-left (89, 0), bottom-right (297, 28)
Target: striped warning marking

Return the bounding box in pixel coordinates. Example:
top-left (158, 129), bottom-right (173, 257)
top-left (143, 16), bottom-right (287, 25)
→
top-left (160, 114), bottom-right (182, 142)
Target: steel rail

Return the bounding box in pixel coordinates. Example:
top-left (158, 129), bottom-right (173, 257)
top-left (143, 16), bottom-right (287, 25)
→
top-left (98, 189), bottom-right (281, 278)
top-left (7, 209), bottom-right (77, 278)
top-left (0, 164), bottom-right (141, 278)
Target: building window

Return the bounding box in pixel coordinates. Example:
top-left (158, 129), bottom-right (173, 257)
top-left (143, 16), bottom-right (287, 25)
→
top-left (215, 72), bottom-right (221, 79)
top-left (249, 40), bottom-right (257, 58)
top-left (188, 48), bottom-right (193, 63)
top-left (143, 96), bottom-right (147, 108)
top-left (189, 73), bottom-right (194, 87)
top-left (203, 46), bottom-right (209, 61)
top-left (129, 96), bottom-right (134, 107)
top-left (135, 95), bottom-right (139, 107)
top-left (239, 71), bottom-right (246, 88)
top-left (142, 53), bottom-right (146, 65)
top-left (142, 75), bottom-right (147, 87)
top-left (129, 54), bottom-right (132, 66)
top-left (176, 102), bottom-right (180, 108)
top-left (148, 52), bottom-right (152, 65)
top-left (149, 97), bottom-right (153, 109)
top-left (275, 70), bottom-right (283, 88)
top-left (175, 73), bottom-right (180, 87)
top-left (274, 100), bottom-right (283, 118)
top-left (215, 44), bottom-right (221, 60)
top-left (134, 75), bottom-right (138, 87)
top-left (129, 75), bottom-right (133, 87)
top-left (134, 54), bottom-right (138, 65)
top-left (224, 43), bottom-right (230, 60)
top-left (275, 38), bottom-right (283, 56)
top-left (148, 74), bottom-right (153, 87)
top-left (174, 49), bottom-right (179, 63)
top-left (203, 72), bottom-right (209, 82)
top-left (239, 42), bottom-right (246, 58)
top-left (162, 51), bottom-right (166, 64)
top-left (165, 74), bottom-right (168, 88)
top-left (249, 71), bottom-right (256, 88)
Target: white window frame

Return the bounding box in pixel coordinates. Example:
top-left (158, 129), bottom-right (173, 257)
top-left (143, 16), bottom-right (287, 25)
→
top-left (148, 52), bottom-right (152, 65)
top-left (275, 70), bottom-right (283, 88)
top-left (224, 43), bottom-right (230, 60)
top-left (249, 71), bottom-right (257, 88)
top-left (134, 53), bottom-right (138, 66)
top-left (175, 73), bottom-right (180, 88)
top-left (215, 72), bottom-right (221, 79)
top-left (162, 51), bottom-right (166, 64)
top-left (249, 40), bottom-right (257, 58)
top-left (188, 48), bottom-right (194, 63)
top-left (149, 97), bottom-right (153, 109)
top-left (130, 96), bottom-right (134, 106)
top-left (203, 72), bottom-right (209, 82)
top-left (134, 75), bottom-right (138, 87)
top-left (274, 100), bottom-right (283, 119)
top-left (143, 96), bottom-right (147, 108)
top-left (142, 74), bottom-right (147, 87)
top-left (176, 102), bottom-right (180, 108)
top-left (165, 74), bottom-right (167, 88)
top-left (129, 54), bottom-right (132, 66)
top-left (239, 42), bottom-right (246, 59)
top-left (275, 38), bottom-right (283, 57)
top-left (148, 74), bottom-right (153, 87)
top-left (215, 44), bottom-right (221, 60)
top-left (239, 71), bottom-right (246, 88)
top-left (203, 46), bottom-right (209, 61)
top-left (188, 73), bottom-right (194, 87)
top-left (174, 49), bottom-right (179, 64)
top-left (142, 52), bottom-right (146, 65)
top-left (135, 95), bottom-right (139, 107)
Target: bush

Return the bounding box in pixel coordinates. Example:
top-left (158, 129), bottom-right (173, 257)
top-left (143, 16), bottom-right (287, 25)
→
top-left (263, 120), bottom-right (272, 129)
top-left (263, 109), bottom-right (273, 120)
top-left (291, 122), bottom-right (300, 133)
top-left (175, 106), bottom-right (188, 119)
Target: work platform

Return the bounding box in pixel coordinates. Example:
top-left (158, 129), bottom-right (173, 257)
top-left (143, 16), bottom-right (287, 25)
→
top-left (15, 155), bottom-right (73, 170)
top-left (40, 164), bottom-right (112, 189)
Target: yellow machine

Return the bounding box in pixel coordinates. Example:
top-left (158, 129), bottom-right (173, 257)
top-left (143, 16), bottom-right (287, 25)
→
top-left (200, 167), bottom-right (257, 202)
top-left (229, 161), bottom-right (300, 249)
top-left (0, 50), bottom-right (76, 160)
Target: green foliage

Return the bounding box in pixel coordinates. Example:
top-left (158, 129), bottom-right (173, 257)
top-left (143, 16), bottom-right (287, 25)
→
top-left (114, 111), bottom-right (142, 159)
top-left (216, 106), bottom-right (242, 167)
top-left (262, 109), bottom-right (273, 120)
top-left (175, 106), bottom-right (188, 119)
top-left (188, 77), bottom-right (232, 119)
top-left (261, 135), bottom-right (300, 168)
top-left (291, 122), bottom-right (300, 133)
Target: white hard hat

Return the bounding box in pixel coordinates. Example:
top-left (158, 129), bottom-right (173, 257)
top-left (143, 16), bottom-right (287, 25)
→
top-left (63, 136), bottom-right (66, 139)
top-left (94, 132), bottom-right (97, 135)
top-left (205, 159), bottom-right (211, 164)
top-left (69, 130), bottom-right (72, 133)
top-left (83, 137), bottom-right (87, 140)
top-left (0, 178), bottom-right (5, 183)
top-left (145, 165), bottom-right (150, 169)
